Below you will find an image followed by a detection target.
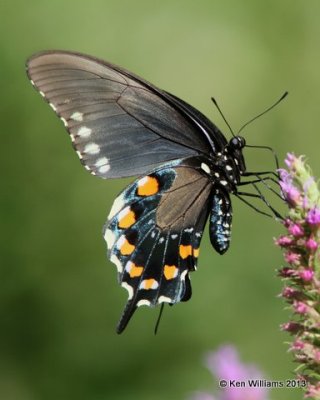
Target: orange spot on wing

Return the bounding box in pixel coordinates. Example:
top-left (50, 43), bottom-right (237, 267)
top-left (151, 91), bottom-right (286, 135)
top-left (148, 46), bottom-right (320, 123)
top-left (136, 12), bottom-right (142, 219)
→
top-left (118, 209), bottom-right (136, 229)
top-left (137, 176), bottom-right (159, 196)
top-left (120, 238), bottom-right (135, 255)
top-left (164, 265), bottom-right (178, 280)
top-left (126, 262), bottom-right (143, 278)
top-left (141, 278), bottom-right (158, 290)
top-left (193, 248), bottom-right (200, 258)
top-left (179, 244), bottom-right (192, 259)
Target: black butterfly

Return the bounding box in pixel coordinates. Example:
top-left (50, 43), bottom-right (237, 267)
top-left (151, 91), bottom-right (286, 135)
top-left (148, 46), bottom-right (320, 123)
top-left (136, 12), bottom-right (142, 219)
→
top-left (26, 51), bottom-right (279, 333)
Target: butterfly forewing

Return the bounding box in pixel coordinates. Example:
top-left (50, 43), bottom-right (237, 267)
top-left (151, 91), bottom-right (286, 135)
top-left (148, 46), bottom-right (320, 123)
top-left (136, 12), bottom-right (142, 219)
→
top-left (26, 51), bottom-right (215, 178)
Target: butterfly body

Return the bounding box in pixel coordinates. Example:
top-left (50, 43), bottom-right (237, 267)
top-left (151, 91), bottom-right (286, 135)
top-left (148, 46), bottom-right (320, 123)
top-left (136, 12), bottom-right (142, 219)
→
top-left (26, 51), bottom-right (248, 333)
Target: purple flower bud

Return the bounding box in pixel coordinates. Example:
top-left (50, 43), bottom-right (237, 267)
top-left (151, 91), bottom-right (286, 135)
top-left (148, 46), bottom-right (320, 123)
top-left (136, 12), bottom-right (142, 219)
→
top-left (291, 339), bottom-right (305, 350)
top-left (298, 268), bottom-right (314, 282)
top-left (281, 286), bottom-right (299, 299)
top-left (280, 322), bottom-right (302, 333)
top-left (277, 168), bottom-right (290, 181)
top-left (305, 238), bottom-right (318, 251)
top-left (278, 267), bottom-right (296, 277)
top-left (306, 207), bottom-right (320, 225)
top-left (284, 251), bottom-right (300, 264)
top-left (288, 223), bottom-right (304, 237)
top-left (293, 301), bottom-right (308, 314)
top-left (284, 153), bottom-right (296, 169)
top-left (279, 182), bottom-right (301, 206)
top-left (275, 236), bottom-right (294, 247)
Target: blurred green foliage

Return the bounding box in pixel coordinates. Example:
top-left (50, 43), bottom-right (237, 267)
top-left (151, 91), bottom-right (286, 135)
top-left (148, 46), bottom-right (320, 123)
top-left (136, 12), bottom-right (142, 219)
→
top-left (1, 1), bottom-right (320, 399)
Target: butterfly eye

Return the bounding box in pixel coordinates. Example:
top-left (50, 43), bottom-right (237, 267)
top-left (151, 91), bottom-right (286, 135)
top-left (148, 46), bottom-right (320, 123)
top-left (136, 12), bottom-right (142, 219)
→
top-left (230, 136), bottom-right (246, 149)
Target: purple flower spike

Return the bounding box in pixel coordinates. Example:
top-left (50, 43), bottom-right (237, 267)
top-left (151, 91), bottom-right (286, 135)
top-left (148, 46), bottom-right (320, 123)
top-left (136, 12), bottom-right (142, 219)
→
top-left (277, 153), bottom-right (320, 398)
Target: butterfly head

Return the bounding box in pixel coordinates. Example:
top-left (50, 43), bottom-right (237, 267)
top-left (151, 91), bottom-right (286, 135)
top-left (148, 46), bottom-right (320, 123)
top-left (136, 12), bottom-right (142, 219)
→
top-left (229, 135), bottom-right (246, 150)
top-left (226, 135), bottom-right (247, 175)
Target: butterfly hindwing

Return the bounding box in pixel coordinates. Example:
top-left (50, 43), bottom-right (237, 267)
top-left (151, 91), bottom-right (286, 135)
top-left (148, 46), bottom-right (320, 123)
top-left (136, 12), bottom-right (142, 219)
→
top-left (103, 157), bottom-right (212, 333)
top-left (26, 51), bottom-right (215, 179)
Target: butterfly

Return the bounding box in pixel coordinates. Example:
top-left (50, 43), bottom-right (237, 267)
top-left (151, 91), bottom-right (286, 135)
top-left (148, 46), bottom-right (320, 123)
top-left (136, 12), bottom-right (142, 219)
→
top-left (26, 51), bottom-right (277, 333)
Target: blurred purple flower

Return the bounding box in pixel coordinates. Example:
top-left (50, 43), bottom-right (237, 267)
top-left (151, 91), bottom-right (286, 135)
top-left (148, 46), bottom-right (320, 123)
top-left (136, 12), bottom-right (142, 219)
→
top-left (189, 345), bottom-right (269, 400)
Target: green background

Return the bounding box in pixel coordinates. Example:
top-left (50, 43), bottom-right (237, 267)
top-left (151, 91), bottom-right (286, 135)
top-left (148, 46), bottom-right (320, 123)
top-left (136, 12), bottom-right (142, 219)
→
top-left (2, 1), bottom-right (320, 399)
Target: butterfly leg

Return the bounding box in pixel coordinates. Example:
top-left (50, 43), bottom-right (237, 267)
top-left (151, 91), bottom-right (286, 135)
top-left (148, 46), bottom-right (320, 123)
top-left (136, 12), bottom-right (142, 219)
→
top-left (239, 176), bottom-right (284, 200)
top-left (244, 144), bottom-right (280, 171)
top-left (236, 189), bottom-right (283, 220)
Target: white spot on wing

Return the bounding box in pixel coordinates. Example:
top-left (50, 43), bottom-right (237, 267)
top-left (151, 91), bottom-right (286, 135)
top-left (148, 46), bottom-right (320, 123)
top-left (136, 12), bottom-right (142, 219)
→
top-left (30, 79), bottom-right (35, 86)
top-left (116, 235), bottom-right (126, 249)
top-left (180, 270), bottom-right (188, 281)
top-left (220, 180), bottom-right (228, 186)
top-left (184, 227), bottom-right (194, 233)
top-left (214, 172), bottom-right (220, 178)
top-left (158, 296), bottom-right (172, 304)
top-left (226, 165), bottom-right (232, 171)
top-left (171, 234), bottom-right (178, 239)
top-left (98, 164), bottom-right (110, 174)
top-left (95, 157), bottom-right (110, 174)
top-left (201, 163), bottom-right (211, 174)
top-left (137, 299), bottom-right (151, 307)
top-left (70, 111), bottom-right (83, 121)
top-left (104, 229), bottom-right (116, 249)
top-left (95, 157), bottom-right (109, 167)
top-left (84, 143), bottom-right (100, 155)
top-left (159, 237), bottom-right (165, 244)
top-left (49, 103), bottom-right (57, 112)
top-left (110, 254), bottom-right (123, 273)
top-left (76, 150), bottom-right (83, 159)
top-left (118, 206), bottom-right (130, 221)
top-left (78, 126), bottom-right (92, 138)
top-left (108, 194), bottom-right (124, 220)
top-left (60, 117), bottom-right (68, 127)
top-left (121, 282), bottom-right (133, 300)
top-left (39, 91), bottom-right (45, 97)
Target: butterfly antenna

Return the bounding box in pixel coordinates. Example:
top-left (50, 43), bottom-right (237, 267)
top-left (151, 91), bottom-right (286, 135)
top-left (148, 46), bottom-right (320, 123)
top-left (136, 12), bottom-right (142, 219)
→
top-left (211, 97), bottom-right (235, 137)
top-left (154, 303), bottom-right (165, 335)
top-left (238, 91), bottom-right (288, 135)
